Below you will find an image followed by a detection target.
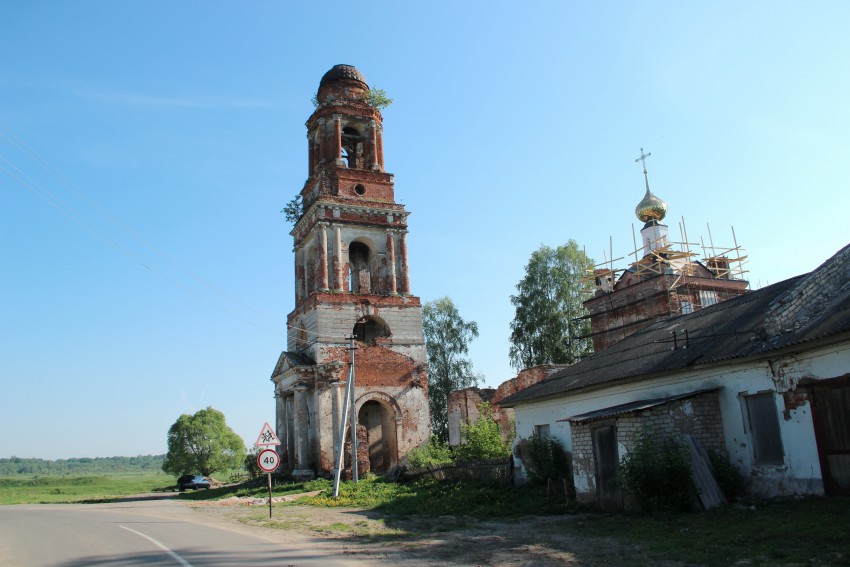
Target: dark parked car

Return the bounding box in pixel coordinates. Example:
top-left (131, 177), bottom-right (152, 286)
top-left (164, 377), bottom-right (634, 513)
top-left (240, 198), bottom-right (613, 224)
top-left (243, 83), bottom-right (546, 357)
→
top-left (177, 474), bottom-right (210, 491)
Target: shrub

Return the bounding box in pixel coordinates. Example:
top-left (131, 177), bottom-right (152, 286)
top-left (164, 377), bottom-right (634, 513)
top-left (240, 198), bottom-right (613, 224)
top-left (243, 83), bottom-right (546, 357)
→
top-left (365, 87), bottom-right (393, 110)
top-left (618, 430), bottom-right (693, 513)
top-left (707, 448), bottom-right (744, 500)
top-left (454, 403), bottom-right (511, 462)
top-left (244, 450), bottom-right (261, 479)
top-left (525, 433), bottom-right (572, 485)
top-left (406, 437), bottom-right (453, 470)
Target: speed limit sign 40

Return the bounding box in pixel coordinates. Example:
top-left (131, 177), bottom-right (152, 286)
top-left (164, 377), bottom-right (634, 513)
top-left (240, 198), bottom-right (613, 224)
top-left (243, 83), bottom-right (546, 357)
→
top-left (257, 449), bottom-right (280, 473)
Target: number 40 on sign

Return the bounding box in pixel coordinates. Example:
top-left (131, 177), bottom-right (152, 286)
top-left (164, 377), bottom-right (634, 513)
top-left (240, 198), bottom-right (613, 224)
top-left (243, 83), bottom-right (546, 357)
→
top-left (257, 449), bottom-right (279, 473)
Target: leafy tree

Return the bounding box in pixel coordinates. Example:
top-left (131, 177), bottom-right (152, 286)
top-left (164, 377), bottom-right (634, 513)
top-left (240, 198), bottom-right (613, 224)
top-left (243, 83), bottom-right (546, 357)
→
top-left (162, 407), bottom-right (246, 477)
top-left (454, 403), bottom-right (511, 461)
top-left (365, 87), bottom-right (393, 110)
top-left (281, 194), bottom-right (303, 225)
top-left (509, 240), bottom-right (594, 371)
top-left (311, 86), bottom-right (393, 110)
top-left (423, 296), bottom-right (482, 443)
top-left (0, 455), bottom-right (165, 476)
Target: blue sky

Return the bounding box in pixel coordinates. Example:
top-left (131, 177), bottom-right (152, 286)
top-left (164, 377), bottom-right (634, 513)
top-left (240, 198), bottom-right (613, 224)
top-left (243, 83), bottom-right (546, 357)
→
top-left (2, 2), bottom-right (848, 459)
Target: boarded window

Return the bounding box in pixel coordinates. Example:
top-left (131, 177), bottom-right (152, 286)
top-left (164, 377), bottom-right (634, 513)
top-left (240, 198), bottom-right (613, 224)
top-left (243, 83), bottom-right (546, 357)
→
top-left (745, 393), bottom-right (784, 465)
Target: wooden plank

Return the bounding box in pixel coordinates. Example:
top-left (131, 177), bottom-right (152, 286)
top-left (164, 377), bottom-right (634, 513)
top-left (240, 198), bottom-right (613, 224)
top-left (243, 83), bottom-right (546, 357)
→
top-left (685, 434), bottom-right (725, 510)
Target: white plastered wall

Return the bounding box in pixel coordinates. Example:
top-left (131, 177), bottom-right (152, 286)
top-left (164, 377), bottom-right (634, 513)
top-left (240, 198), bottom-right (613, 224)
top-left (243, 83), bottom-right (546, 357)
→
top-left (512, 340), bottom-right (850, 497)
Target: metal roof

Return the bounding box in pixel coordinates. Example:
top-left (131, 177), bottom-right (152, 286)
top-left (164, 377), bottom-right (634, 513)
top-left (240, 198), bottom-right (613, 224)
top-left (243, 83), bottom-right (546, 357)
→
top-left (559, 387), bottom-right (720, 424)
top-left (500, 243), bottom-right (850, 407)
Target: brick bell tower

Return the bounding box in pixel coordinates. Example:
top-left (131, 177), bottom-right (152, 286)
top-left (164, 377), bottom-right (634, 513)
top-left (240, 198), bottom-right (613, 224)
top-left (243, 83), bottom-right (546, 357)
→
top-left (270, 65), bottom-right (430, 479)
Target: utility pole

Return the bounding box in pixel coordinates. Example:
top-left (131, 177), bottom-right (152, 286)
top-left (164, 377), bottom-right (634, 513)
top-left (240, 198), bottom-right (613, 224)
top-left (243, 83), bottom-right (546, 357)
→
top-left (332, 335), bottom-right (358, 497)
top-left (349, 335), bottom-right (358, 483)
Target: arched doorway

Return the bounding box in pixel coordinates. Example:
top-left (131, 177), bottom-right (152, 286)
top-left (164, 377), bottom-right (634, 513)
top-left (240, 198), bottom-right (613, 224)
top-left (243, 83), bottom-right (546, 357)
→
top-left (357, 400), bottom-right (398, 473)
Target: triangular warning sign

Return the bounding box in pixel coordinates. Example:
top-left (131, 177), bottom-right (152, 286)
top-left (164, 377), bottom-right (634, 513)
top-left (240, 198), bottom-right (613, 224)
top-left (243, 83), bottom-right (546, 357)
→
top-left (254, 422), bottom-right (281, 447)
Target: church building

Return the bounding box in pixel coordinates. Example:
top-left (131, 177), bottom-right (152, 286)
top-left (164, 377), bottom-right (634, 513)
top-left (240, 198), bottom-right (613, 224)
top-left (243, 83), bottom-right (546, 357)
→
top-left (270, 65), bottom-right (430, 479)
top-left (584, 150), bottom-right (749, 350)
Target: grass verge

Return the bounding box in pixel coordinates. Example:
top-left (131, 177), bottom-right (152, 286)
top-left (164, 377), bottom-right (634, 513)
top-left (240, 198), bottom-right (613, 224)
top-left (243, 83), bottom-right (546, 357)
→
top-left (569, 496), bottom-right (850, 566)
top-left (290, 476), bottom-right (572, 518)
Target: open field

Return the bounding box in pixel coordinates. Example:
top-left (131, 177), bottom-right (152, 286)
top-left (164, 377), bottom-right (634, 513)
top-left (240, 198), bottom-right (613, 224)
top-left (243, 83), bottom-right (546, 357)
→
top-left (0, 472), bottom-right (173, 504)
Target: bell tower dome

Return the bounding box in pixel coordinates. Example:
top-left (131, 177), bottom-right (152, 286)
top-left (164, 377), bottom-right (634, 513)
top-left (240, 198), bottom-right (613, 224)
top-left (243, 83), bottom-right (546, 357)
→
top-left (271, 65), bottom-right (430, 480)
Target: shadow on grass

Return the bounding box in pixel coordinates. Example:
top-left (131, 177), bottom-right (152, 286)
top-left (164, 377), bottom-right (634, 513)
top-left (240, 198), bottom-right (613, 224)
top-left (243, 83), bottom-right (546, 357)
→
top-left (79, 492), bottom-right (180, 504)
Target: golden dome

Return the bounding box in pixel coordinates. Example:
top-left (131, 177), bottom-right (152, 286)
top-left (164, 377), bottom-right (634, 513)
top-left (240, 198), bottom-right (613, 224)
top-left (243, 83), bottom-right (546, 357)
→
top-left (635, 188), bottom-right (667, 222)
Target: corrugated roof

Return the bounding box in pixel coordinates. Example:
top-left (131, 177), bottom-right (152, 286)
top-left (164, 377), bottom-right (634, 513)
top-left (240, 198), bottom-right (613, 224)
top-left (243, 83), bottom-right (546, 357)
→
top-left (559, 387), bottom-right (720, 424)
top-left (500, 243), bottom-right (850, 407)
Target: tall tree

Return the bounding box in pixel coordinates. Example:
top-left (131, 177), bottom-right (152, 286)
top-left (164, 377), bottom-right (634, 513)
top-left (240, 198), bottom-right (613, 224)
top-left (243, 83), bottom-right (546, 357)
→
top-left (423, 296), bottom-right (482, 443)
top-left (162, 407), bottom-right (246, 477)
top-left (509, 240), bottom-right (594, 371)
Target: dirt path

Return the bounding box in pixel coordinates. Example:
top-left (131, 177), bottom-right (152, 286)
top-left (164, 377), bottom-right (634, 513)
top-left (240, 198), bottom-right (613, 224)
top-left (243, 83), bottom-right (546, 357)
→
top-left (185, 496), bottom-right (668, 566)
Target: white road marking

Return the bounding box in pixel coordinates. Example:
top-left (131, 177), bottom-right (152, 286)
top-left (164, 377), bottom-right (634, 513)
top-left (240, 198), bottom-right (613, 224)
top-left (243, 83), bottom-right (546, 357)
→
top-left (119, 525), bottom-right (194, 567)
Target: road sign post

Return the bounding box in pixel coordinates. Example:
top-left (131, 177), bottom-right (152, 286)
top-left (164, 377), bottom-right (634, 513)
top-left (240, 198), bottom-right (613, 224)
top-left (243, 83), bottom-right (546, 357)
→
top-left (257, 449), bottom-right (280, 518)
top-left (254, 423), bottom-right (282, 518)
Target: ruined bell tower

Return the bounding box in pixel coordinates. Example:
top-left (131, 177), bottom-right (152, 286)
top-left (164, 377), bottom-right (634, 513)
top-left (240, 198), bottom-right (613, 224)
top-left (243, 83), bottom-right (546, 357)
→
top-left (271, 65), bottom-right (430, 478)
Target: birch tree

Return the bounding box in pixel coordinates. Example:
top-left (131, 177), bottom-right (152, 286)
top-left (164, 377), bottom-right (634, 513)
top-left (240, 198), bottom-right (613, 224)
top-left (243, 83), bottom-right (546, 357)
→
top-left (509, 240), bottom-right (594, 370)
top-left (423, 297), bottom-right (482, 443)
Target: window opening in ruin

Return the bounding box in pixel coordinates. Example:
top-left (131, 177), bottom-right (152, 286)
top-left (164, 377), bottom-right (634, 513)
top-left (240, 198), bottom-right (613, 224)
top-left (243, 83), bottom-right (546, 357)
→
top-left (744, 392), bottom-right (784, 465)
top-left (535, 424), bottom-right (550, 439)
top-left (348, 242), bottom-right (371, 293)
top-left (354, 184), bottom-right (366, 196)
top-left (353, 316), bottom-right (390, 345)
top-left (341, 126), bottom-right (363, 169)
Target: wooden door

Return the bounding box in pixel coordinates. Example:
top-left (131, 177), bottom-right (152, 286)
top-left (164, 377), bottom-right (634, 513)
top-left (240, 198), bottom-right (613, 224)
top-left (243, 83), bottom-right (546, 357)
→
top-left (810, 378), bottom-right (850, 496)
top-left (592, 424), bottom-right (623, 511)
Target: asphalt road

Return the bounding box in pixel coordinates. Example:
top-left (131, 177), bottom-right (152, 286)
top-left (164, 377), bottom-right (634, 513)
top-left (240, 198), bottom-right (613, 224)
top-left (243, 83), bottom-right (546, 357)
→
top-left (0, 495), bottom-right (369, 567)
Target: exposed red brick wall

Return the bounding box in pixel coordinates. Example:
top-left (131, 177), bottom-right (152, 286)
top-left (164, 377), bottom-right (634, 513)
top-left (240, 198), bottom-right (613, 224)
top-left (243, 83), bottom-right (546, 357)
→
top-left (321, 344), bottom-right (423, 389)
top-left (449, 366), bottom-right (568, 444)
top-left (585, 273), bottom-right (748, 351)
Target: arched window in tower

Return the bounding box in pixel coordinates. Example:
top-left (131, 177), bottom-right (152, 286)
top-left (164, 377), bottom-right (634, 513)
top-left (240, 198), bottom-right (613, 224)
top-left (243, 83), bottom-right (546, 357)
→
top-left (353, 316), bottom-right (390, 345)
top-left (341, 126), bottom-right (364, 169)
top-left (348, 242), bottom-right (371, 293)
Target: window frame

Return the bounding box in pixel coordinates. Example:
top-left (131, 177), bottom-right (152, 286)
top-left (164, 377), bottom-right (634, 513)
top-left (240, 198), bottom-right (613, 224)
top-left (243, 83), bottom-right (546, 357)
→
top-left (742, 391), bottom-right (785, 466)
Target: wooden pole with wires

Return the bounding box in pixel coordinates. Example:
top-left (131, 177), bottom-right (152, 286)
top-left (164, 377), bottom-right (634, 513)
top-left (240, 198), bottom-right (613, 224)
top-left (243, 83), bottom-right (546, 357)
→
top-left (332, 335), bottom-right (358, 497)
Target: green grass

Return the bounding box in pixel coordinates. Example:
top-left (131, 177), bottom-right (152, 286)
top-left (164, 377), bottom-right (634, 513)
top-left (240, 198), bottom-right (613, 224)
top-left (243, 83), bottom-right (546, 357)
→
top-left (0, 472), bottom-right (174, 504)
top-left (176, 476), bottom-right (330, 501)
top-left (569, 497), bottom-right (850, 566)
top-left (6, 470), bottom-right (847, 566)
top-left (294, 476), bottom-right (572, 518)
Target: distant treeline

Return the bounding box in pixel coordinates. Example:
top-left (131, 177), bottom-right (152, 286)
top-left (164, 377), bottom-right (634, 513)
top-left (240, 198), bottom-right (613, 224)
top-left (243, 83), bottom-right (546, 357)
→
top-left (0, 455), bottom-right (166, 476)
